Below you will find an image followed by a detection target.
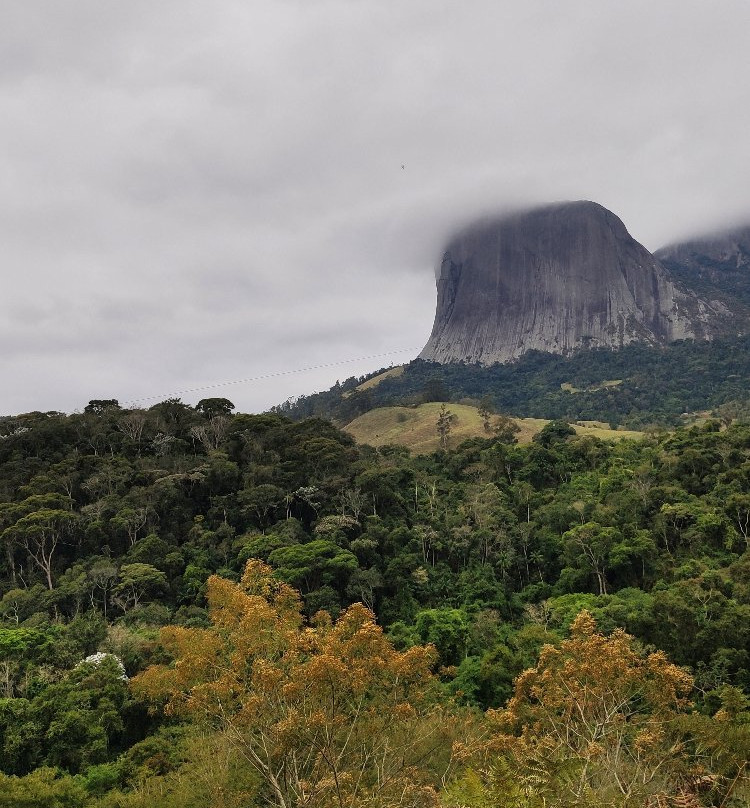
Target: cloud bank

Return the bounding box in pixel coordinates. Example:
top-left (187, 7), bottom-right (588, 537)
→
top-left (2, 1), bottom-right (750, 414)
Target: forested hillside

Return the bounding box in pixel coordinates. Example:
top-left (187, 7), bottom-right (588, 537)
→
top-left (1, 399), bottom-right (749, 805)
top-left (275, 336), bottom-right (750, 429)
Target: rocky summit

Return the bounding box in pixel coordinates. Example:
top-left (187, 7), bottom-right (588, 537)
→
top-left (656, 224), bottom-right (750, 274)
top-left (419, 201), bottom-right (730, 365)
top-left (656, 223), bottom-right (750, 308)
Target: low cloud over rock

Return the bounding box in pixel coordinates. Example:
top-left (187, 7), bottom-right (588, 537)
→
top-left (420, 201), bottom-right (732, 365)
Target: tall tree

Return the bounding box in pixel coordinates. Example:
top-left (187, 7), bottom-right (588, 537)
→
top-left (2, 502), bottom-right (77, 590)
top-left (133, 560), bottom-right (457, 808)
top-left (436, 405), bottom-right (457, 451)
top-left (482, 611), bottom-right (700, 806)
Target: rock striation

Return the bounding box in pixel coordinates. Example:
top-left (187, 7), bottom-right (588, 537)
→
top-left (419, 201), bottom-right (728, 365)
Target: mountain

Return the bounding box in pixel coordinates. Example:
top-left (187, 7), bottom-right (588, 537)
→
top-left (277, 202), bottom-right (750, 429)
top-left (419, 201), bottom-right (733, 365)
top-left (656, 223), bottom-right (750, 307)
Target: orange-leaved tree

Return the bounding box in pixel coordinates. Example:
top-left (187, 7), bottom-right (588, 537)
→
top-left (477, 611), bottom-right (699, 807)
top-left (132, 560), bottom-right (458, 808)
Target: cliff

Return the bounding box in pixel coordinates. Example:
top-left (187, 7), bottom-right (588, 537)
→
top-left (657, 224), bottom-right (750, 271)
top-left (419, 201), bottom-right (728, 365)
top-left (656, 224), bottom-right (750, 307)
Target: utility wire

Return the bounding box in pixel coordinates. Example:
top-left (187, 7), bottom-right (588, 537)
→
top-left (124, 347), bottom-right (420, 407)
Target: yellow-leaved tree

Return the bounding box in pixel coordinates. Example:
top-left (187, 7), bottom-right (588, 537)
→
top-left (132, 560), bottom-right (461, 808)
top-left (448, 611), bottom-right (706, 808)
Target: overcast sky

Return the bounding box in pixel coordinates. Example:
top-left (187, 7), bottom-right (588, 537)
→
top-left (3, 1), bottom-right (750, 416)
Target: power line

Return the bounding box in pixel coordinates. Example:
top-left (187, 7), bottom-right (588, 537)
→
top-left (124, 347), bottom-right (420, 407)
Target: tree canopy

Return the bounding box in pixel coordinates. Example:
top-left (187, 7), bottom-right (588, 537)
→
top-left (0, 400), bottom-right (749, 804)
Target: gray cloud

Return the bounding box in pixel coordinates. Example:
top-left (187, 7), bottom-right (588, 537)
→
top-left (2, 1), bottom-right (750, 415)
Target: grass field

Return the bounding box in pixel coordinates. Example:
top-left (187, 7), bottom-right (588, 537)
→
top-left (561, 379), bottom-right (623, 393)
top-left (356, 365), bottom-right (405, 390)
top-left (343, 403), bottom-right (644, 454)
top-left (342, 366), bottom-right (405, 398)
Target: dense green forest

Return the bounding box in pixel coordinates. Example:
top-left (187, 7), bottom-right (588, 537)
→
top-left (275, 336), bottom-right (750, 429)
top-left (1, 398), bottom-right (749, 805)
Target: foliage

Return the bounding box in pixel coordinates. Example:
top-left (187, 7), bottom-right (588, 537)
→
top-left (487, 611), bottom-right (695, 805)
top-left (453, 613), bottom-right (750, 806)
top-left (436, 404), bottom-right (458, 450)
top-left (132, 560), bottom-right (455, 808)
top-left (2, 396), bottom-right (750, 802)
top-left (0, 767), bottom-right (88, 807)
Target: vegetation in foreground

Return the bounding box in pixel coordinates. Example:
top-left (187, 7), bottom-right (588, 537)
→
top-left (0, 397), bottom-right (750, 805)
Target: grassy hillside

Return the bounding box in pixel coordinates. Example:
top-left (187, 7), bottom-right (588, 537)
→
top-left (343, 366), bottom-right (405, 397)
top-left (355, 365), bottom-right (405, 390)
top-left (343, 402), bottom-right (644, 453)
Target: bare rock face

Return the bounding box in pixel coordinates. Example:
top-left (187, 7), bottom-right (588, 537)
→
top-left (656, 225), bottom-right (750, 272)
top-left (655, 224), bottom-right (750, 308)
top-left (420, 201), bottom-right (726, 365)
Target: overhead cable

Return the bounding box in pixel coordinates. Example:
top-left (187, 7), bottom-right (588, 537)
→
top-left (124, 347), bottom-right (419, 406)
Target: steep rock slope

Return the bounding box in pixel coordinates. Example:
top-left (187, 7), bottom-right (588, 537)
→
top-left (420, 201), bottom-right (728, 365)
top-left (656, 224), bottom-right (750, 307)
